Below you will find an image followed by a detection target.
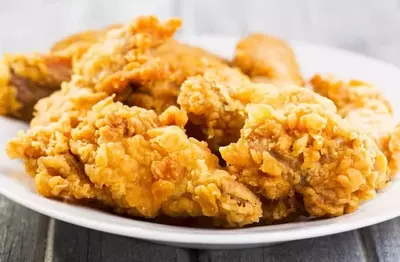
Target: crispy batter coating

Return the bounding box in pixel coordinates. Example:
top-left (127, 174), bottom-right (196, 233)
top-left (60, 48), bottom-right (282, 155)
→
top-left (220, 103), bottom-right (388, 218)
top-left (5, 15), bottom-right (399, 228)
top-left (234, 34), bottom-right (304, 86)
top-left (28, 16), bottom-right (181, 127)
top-left (0, 53), bottom-right (71, 120)
top-left (127, 40), bottom-right (228, 113)
top-left (310, 75), bottom-right (392, 116)
top-left (0, 25), bottom-right (120, 121)
top-left (30, 82), bottom-right (108, 127)
top-left (0, 16), bottom-right (180, 122)
top-left (74, 16), bottom-right (182, 96)
top-left (8, 94), bottom-right (262, 227)
top-left (178, 67), bottom-right (254, 149)
top-left (6, 16), bottom-right (262, 227)
top-left (6, 86), bottom-right (111, 204)
top-left (310, 74), bottom-right (400, 179)
top-left (178, 67), bottom-right (335, 150)
top-left (71, 98), bottom-right (261, 226)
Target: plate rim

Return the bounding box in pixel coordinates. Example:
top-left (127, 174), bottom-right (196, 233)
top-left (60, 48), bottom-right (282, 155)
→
top-left (2, 179), bottom-right (400, 246)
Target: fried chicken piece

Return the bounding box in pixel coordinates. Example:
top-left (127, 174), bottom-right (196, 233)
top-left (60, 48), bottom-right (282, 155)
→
top-left (234, 34), bottom-right (304, 86)
top-left (73, 16), bottom-right (182, 96)
top-left (310, 75), bottom-right (392, 117)
top-left (220, 103), bottom-right (388, 219)
top-left (50, 24), bottom-right (122, 62)
top-left (0, 53), bottom-right (71, 121)
top-left (7, 15), bottom-right (182, 171)
top-left (310, 74), bottom-right (400, 179)
top-left (178, 67), bottom-right (254, 149)
top-left (127, 39), bottom-right (228, 113)
top-left (178, 67), bottom-right (335, 150)
top-left (7, 94), bottom-right (262, 227)
top-left (6, 85), bottom-right (112, 203)
top-left (30, 82), bottom-right (108, 127)
top-left (0, 24), bottom-right (120, 121)
top-left (0, 16), bottom-right (179, 123)
top-left (7, 16), bottom-right (262, 227)
top-left (27, 16), bottom-right (181, 127)
top-left (71, 98), bottom-right (261, 226)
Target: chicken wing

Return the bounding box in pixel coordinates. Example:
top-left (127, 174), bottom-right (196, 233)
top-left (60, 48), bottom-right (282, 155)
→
top-left (234, 34), bottom-right (304, 86)
top-left (310, 74), bottom-right (400, 179)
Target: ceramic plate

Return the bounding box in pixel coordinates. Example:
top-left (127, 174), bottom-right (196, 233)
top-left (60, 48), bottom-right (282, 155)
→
top-left (1, 36), bottom-right (400, 249)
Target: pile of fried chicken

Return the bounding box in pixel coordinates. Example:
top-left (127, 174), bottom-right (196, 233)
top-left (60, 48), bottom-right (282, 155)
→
top-left (2, 16), bottom-right (400, 228)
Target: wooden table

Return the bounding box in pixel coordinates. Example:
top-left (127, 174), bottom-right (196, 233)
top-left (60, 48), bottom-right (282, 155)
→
top-left (2, 0), bottom-right (400, 261)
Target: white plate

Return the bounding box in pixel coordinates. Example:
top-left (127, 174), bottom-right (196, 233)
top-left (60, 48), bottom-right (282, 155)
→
top-left (1, 36), bottom-right (400, 249)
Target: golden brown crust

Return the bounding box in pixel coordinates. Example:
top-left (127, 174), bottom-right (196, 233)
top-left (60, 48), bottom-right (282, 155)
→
top-left (4, 15), bottom-right (399, 228)
top-left (7, 93), bottom-right (262, 227)
top-left (0, 53), bottom-right (71, 121)
top-left (4, 16), bottom-right (181, 123)
top-left (74, 16), bottom-right (182, 95)
top-left (178, 67), bottom-right (335, 150)
top-left (0, 60), bottom-right (20, 116)
top-left (178, 67), bottom-right (253, 149)
top-left (220, 103), bottom-right (388, 218)
top-left (310, 74), bottom-right (392, 116)
top-left (128, 39), bottom-right (228, 113)
top-left (0, 24), bottom-right (124, 121)
top-left (6, 16), bottom-right (262, 228)
top-left (310, 74), bottom-right (400, 179)
top-left (234, 33), bottom-right (304, 86)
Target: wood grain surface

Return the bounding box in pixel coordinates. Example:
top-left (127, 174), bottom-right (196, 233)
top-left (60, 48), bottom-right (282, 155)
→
top-left (1, 0), bottom-right (400, 261)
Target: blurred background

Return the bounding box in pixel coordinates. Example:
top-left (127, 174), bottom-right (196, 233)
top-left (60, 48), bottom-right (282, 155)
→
top-left (1, 0), bottom-right (400, 65)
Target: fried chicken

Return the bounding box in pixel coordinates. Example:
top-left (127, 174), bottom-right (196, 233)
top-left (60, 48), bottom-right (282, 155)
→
top-left (178, 67), bottom-right (254, 149)
top-left (310, 74), bottom-right (400, 179)
top-left (6, 16), bottom-right (262, 227)
top-left (0, 24), bottom-right (121, 121)
top-left (220, 103), bottom-right (388, 219)
top-left (0, 16), bottom-right (178, 122)
top-left (178, 67), bottom-right (335, 150)
top-left (0, 53), bottom-right (71, 121)
top-left (7, 86), bottom-right (112, 202)
top-left (27, 15), bottom-right (181, 128)
top-left (4, 15), bottom-right (398, 228)
top-left (234, 33), bottom-right (304, 86)
top-left (7, 94), bottom-right (262, 227)
top-left (73, 16), bottom-right (181, 96)
top-left (127, 39), bottom-right (228, 113)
